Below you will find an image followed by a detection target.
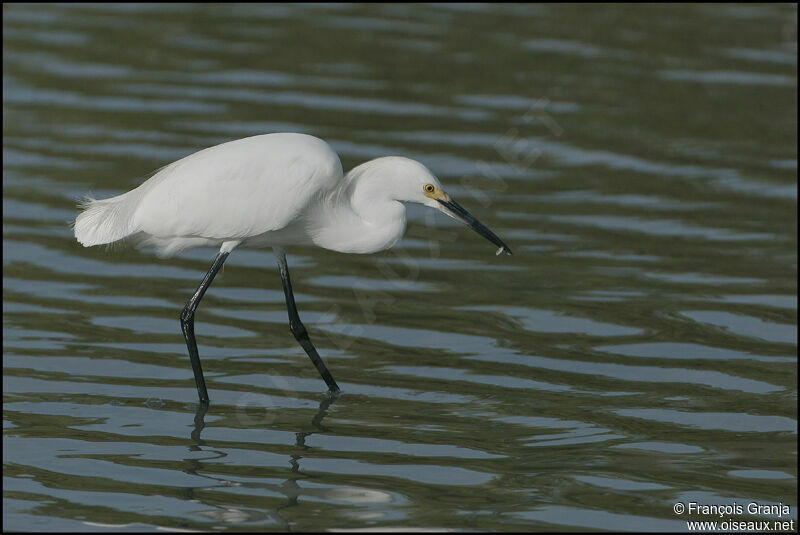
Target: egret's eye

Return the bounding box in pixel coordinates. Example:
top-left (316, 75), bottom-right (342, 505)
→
top-left (424, 184), bottom-right (435, 193)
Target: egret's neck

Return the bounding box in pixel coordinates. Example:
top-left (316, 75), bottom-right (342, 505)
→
top-left (306, 166), bottom-right (407, 254)
top-left (349, 172), bottom-right (405, 225)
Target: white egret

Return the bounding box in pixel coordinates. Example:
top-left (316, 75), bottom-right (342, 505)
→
top-left (74, 133), bottom-right (512, 403)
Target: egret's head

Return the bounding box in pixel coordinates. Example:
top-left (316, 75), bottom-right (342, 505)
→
top-left (362, 156), bottom-right (443, 206)
top-left (354, 156), bottom-right (512, 256)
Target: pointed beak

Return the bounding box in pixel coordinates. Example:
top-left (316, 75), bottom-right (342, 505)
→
top-left (437, 196), bottom-right (512, 256)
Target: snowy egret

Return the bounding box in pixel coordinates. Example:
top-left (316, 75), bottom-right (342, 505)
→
top-left (74, 133), bottom-right (512, 403)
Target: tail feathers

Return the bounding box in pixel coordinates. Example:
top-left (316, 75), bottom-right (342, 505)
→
top-left (73, 194), bottom-right (137, 247)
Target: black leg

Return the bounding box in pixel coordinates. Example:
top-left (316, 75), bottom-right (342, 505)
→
top-left (276, 249), bottom-right (340, 393)
top-left (181, 251), bottom-right (229, 403)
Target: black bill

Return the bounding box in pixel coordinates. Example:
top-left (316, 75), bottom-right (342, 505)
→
top-left (437, 198), bottom-right (512, 256)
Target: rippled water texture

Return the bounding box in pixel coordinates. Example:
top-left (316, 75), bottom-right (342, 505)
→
top-left (3, 3), bottom-right (797, 532)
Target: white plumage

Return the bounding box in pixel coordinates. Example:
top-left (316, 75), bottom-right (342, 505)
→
top-left (76, 133), bottom-right (344, 256)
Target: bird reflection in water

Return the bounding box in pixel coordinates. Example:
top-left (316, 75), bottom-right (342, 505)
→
top-left (181, 394), bottom-right (339, 528)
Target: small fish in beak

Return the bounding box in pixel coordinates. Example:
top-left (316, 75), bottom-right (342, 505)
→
top-left (436, 196), bottom-right (513, 256)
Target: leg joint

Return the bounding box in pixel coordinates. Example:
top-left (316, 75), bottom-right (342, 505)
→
top-left (180, 305), bottom-right (193, 325)
top-left (289, 319), bottom-right (307, 338)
